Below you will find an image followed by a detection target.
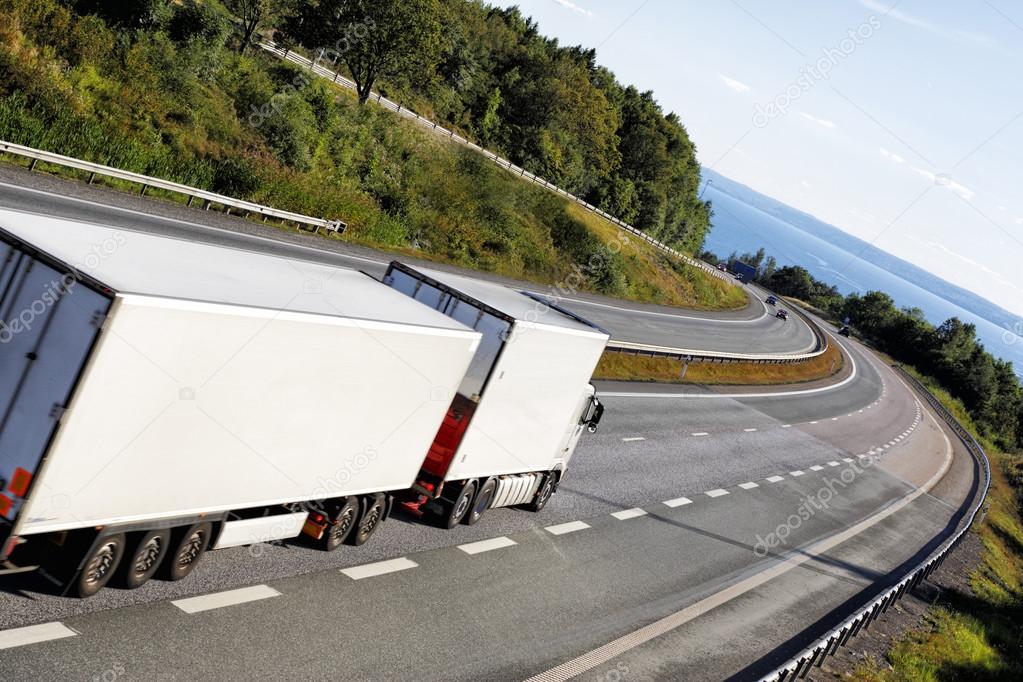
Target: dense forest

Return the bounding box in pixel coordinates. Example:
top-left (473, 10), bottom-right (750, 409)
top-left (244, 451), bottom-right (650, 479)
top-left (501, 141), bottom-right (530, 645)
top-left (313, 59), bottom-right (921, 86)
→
top-left (278, 0), bottom-right (711, 251)
top-left (720, 253), bottom-right (1023, 451)
top-left (0, 0), bottom-right (731, 307)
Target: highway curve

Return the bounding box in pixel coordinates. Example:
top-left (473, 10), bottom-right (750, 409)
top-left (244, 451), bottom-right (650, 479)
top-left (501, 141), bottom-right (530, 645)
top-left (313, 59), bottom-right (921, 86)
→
top-left (0, 168), bottom-right (981, 680)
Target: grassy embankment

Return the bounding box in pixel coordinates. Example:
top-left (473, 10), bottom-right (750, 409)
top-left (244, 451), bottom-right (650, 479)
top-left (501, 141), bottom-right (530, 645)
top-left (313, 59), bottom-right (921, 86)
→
top-left (0, 1), bottom-right (744, 311)
top-left (593, 336), bottom-right (843, 386)
top-left (852, 374), bottom-right (1023, 681)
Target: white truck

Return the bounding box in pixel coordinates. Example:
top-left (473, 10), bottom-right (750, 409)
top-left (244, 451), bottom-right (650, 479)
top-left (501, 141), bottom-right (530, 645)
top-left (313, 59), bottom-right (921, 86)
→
top-left (0, 211), bottom-right (606, 597)
top-left (383, 263), bottom-right (607, 527)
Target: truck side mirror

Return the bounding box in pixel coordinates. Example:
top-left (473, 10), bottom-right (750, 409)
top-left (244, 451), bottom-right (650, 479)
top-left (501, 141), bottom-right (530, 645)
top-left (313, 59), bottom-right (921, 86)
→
top-left (586, 398), bottom-right (604, 433)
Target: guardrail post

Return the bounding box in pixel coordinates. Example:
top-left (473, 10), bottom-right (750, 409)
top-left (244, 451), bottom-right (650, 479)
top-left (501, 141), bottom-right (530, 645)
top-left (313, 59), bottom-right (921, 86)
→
top-left (88, 172), bottom-right (95, 185)
top-left (28, 158), bottom-right (38, 171)
top-left (139, 184), bottom-right (147, 196)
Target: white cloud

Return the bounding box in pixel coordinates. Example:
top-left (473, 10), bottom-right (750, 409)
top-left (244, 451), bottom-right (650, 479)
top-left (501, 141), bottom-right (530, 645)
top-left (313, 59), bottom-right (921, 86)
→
top-left (927, 241), bottom-right (1023, 294)
top-left (799, 112), bottom-right (836, 129)
top-left (911, 167), bottom-right (975, 200)
top-left (858, 0), bottom-right (995, 47)
top-left (996, 205), bottom-right (1007, 211)
top-left (879, 147), bottom-right (905, 164)
top-left (801, 180), bottom-right (812, 188)
top-left (719, 74), bottom-right (750, 93)
top-left (1016, 217), bottom-right (1023, 225)
top-left (551, 0), bottom-right (593, 17)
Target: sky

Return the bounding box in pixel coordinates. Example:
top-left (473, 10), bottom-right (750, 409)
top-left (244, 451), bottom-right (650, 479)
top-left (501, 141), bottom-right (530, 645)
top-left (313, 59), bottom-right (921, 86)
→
top-left (494, 0), bottom-right (1023, 319)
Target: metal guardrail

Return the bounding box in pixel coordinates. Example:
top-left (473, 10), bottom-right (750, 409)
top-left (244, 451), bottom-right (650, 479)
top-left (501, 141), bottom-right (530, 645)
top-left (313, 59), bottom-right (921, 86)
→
top-left (0, 140), bottom-right (346, 235)
top-left (0, 139), bottom-right (828, 365)
top-left (258, 42), bottom-right (736, 286)
top-left (603, 286), bottom-right (831, 364)
top-left (759, 366), bottom-right (991, 681)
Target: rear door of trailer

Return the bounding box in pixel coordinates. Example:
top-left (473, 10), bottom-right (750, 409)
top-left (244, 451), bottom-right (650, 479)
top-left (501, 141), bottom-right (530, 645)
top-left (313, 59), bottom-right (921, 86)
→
top-left (0, 236), bottom-right (111, 554)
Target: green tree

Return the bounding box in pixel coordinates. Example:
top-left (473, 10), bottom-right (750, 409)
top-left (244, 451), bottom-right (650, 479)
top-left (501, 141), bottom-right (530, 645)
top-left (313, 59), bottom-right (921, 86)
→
top-left (223, 0), bottom-right (274, 54)
top-left (282, 0), bottom-right (442, 105)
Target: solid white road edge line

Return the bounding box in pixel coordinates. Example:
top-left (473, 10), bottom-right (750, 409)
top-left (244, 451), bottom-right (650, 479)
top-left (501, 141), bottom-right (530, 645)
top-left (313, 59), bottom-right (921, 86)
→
top-left (601, 335), bottom-right (858, 400)
top-left (523, 389), bottom-right (954, 682)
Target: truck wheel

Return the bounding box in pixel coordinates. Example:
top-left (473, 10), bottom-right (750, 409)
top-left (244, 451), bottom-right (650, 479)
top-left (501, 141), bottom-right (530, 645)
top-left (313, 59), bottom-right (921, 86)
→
top-left (349, 494), bottom-right (386, 546)
top-left (161, 522), bottom-right (212, 581)
top-left (464, 478), bottom-right (496, 526)
top-left (74, 533), bottom-right (126, 598)
top-left (320, 497), bottom-right (359, 551)
top-left (526, 474), bottom-right (556, 513)
top-left (115, 530), bottom-right (170, 589)
top-left (443, 480), bottom-right (477, 529)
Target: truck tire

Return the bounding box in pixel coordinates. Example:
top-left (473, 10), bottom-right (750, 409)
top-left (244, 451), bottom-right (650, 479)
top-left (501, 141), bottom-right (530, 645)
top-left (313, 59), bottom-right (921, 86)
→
top-left (442, 480), bottom-right (477, 529)
top-left (73, 533), bottom-right (126, 598)
top-left (464, 478), bottom-right (496, 526)
top-left (348, 494), bottom-right (386, 546)
top-left (161, 522), bottom-right (212, 581)
top-left (320, 496), bottom-right (359, 551)
top-left (115, 529), bottom-right (171, 589)
top-left (525, 473), bottom-right (555, 513)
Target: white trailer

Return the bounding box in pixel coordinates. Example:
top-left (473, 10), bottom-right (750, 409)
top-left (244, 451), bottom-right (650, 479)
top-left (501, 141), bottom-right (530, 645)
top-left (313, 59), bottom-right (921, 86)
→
top-left (0, 211), bottom-right (480, 596)
top-left (383, 263), bottom-right (608, 527)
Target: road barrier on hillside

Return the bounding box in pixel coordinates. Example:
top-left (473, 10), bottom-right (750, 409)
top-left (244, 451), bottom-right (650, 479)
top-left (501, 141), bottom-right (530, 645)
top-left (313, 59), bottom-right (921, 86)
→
top-left (0, 140), bottom-right (346, 235)
top-left (257, 42), bottom-right (736, 287)
top-left (758, 366), bottom-right (991, 681)
top-left (603, 286), bottom-right (831, 364)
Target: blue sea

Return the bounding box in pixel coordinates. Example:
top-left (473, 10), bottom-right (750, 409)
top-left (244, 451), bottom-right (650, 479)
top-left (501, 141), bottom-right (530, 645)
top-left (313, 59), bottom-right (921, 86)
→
top-left (702, 185), bottom-right (1023, 377)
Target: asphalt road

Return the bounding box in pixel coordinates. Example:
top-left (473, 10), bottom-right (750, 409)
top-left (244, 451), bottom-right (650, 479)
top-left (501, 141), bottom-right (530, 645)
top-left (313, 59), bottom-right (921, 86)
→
top-left (0, 168), bottom-right (980, 680)
top-left (0, 166), bottom-right (817, 355)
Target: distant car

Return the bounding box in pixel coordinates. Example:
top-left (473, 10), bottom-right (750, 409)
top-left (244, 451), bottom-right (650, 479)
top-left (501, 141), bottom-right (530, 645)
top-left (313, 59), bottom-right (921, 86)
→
top-left (717, 263), bottom-right (727, 271)
top-left (776, 309), bottom-right (789, 320)
top-left (838, 325), bottom-right (851, 337)
top-left (765, 295), bottom-right (778, 305)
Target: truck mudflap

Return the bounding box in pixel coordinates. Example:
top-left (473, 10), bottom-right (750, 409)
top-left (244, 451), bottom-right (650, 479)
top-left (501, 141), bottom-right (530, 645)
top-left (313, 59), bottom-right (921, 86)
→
top-left (0, 239), bottom-right (112, 559)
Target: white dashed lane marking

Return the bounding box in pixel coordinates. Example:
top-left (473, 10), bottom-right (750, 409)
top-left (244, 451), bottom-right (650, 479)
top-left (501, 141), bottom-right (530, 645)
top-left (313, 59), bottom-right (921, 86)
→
top-left (766, 475), bottom-right (785, 483)
top-left (663, 497), bottom-right (693, 508)
top-left (0, 622), bottom-right (77, 650)
top-left (172, 585), bottom-right (280, 614)
top-left (611, 508), bottom-right (648, 520)
top-left (341, 557), bottom-right (418, 580)
top-left (743, 428), bottom-right (758, 432)
top-left (738, 482), bottom-right (759, 490)
top-left (545, 521), bottom-right (591, 536)
top-left (790, 470), bottom-right (805, 477)
top-left (705, 489), bottom-right (729, 498)
top-left (459, 536), bottom-right (517, 555)
top-left (622, 437), bottom-right (645, 442)
top-left (810, 465), bottom-right (824, 471)
top-left (691, 432), bottom-right (709, 437)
